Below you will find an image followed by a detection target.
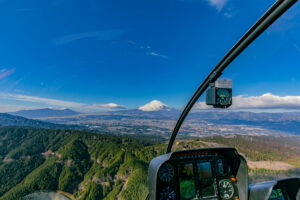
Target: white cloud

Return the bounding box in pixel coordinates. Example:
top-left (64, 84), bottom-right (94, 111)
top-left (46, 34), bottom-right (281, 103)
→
top-left (128, 40), bottom-right (136, 45)
top-left (89, 103), bottom-right (126, 110)
top-left (223, 12), bottom-right (232, 18)
top-left (0, 104), bottom-right (39, 113)
top-left (0, 93), bottom-right (125, 112)
top-left (180, 0), bottom-right (227, 12)
top-left (232, 93), bottom-right (300, 109)
top-left (0, 68), bottom-right (16, 80)
top-left (294, 44), bottom-right (300, 53)
top-left (194, 102), bottom-right (212, 110)
top-left (195, 93), bottom-right (300, 110)
top-left (53, 29), bottom-right (127, 45)
top-left (146, 52), bottom-right (169, 59)
top-left (1, 93), bottom-right (84, 108)
top-left (207, 0), bottom-right (227, 12)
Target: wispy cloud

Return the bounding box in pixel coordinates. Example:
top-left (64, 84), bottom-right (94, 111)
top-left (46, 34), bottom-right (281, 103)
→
top-left (146, 52), bottom-right (169, 59)
top-left (127, 40), bottom-right (164, 58)
top-left (88, 103), bottom-right (126, 110)
top-left (0, 104), bottom-right (38, 113)
top-left (294, 44), bottom-right (300, 53)
top-left (223, 12), bottom-right (232, 18)
top-left (128, 40), bottom-right (136, 45)
top-left (127, 40), bottom-right (151, 49)
top-left (180, 0), bottom-right (227, 12)
top-left (140, 45), bottom-right (151, 49)
top-left (267, 8), bottom-right (300, 33)
top-left (195, 93), bottom-right (300, 111)
top-left (0, 68), bottom-right (16, 80)
top-left (1, 93), bottom-right (84, 108)
top-left (53, 29), bottom-right (128, 45)
top-left (207, 0), bottom-right (227, 12)
top-left (0, 93), bottom-right (126, 112)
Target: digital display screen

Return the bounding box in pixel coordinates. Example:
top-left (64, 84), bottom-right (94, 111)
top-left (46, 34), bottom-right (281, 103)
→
top-left (269, 188), bottom-right (286, 200)
top-left (178, 163), bottom-right (196, 200)
top-left (198, 162), bottom-right (212, 178)
top-left (197, 162), bottom-right (215, 197)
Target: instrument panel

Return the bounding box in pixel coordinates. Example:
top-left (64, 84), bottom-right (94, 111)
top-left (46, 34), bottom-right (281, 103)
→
top-left (148, 148), bottom-right (248, 200)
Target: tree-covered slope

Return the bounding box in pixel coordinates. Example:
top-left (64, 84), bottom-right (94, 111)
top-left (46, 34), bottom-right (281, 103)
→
top-left (0, 127), bottom-right (299, 199)
top-left (0, 127), bottom-right (164, 200)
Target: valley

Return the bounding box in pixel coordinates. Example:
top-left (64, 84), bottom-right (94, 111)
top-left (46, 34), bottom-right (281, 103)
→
top-left (7, 105), bottom-right (300, 138)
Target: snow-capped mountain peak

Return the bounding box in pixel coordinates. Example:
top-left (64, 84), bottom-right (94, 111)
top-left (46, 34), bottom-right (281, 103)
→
top-left (138, 100), bottom-right (169, 111)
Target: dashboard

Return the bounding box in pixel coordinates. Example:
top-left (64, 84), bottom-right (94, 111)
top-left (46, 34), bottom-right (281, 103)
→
top-left (148, 148), bottom-right (248, 200)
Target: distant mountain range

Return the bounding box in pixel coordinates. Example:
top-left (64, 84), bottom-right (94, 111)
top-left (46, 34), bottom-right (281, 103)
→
top-left (0, 113), bottom-right (83, 130)
top-left (5, 100), bottom-right (300, 135)
top-left (8, 101), bottom-right (180, 120)
top-left (9, 108), bottom-right (81, 119)
top-left (9, 105), bottom-right (300, 122)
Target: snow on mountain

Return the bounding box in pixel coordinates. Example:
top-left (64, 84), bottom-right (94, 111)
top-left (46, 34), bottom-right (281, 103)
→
top-left (138, 100), bottom-right (170, 111)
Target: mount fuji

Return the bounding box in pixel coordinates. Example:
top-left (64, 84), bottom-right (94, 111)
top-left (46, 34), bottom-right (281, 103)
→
top-left (138, 100), bottom-right (172, 111)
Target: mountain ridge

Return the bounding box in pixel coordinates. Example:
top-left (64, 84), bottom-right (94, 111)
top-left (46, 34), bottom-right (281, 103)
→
top-left (9, 108), bottom-right (81, 119)
top-left (0, 113), bottom-right (83, 130)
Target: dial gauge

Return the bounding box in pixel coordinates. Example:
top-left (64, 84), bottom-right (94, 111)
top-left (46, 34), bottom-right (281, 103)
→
top-left (219, 179), bottom-right (234, 200)
top-left (216, 88), bottom-right (231, 106)
top-left (158, 163), bottom-right (174, 182)
top-left (159, 186), bottom-right (176, 200)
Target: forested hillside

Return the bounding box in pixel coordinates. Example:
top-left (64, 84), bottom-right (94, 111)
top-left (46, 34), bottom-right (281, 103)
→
top-left (0, 127), bottom-right (299, 199)
top-left (0, 127), bottom-right (165, 200)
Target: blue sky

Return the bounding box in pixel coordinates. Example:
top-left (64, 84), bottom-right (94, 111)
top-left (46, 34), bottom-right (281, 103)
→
top-left (0, 0), bottom-right (300, 112)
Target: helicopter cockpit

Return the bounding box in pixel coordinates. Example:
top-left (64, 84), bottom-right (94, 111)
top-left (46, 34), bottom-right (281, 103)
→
top-left (146, 0), bottom-right (299, 199)
top-left (148, 148), bottom-right (248, 200)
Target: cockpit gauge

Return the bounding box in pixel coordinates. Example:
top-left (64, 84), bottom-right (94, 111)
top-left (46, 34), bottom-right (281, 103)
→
top-left (216, 88), bottom-right (232, 106)
top-left (219, 179), bottom-right (234, 200)
top-left (158, 163), bottom-right (174, 182)
top-left (217, 159), bottom-right (225, 176)
top-left (159, 186), bottom-right (176, 200)
top-left (206, 79), bottom-right (232, 108)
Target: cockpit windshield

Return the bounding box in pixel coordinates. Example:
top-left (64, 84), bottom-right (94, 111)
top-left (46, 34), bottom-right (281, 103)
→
top-left (0, 0), bottom-right (299, 200)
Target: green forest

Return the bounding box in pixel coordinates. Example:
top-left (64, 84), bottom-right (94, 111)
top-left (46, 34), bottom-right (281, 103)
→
top-left (0, 126), bottom-right (299, 200)
top-left (0, 127), bottom-right (165, 200)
